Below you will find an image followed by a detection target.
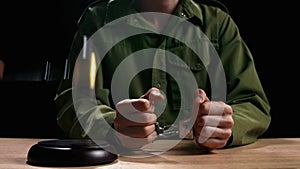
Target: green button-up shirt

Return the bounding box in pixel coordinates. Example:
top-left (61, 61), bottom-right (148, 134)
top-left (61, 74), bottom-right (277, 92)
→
top-left (54, 0), bottom-right (271, 147)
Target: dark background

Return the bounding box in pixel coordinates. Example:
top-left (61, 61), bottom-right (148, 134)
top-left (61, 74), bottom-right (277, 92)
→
top-left (0, 0), bottom-right (298, 138)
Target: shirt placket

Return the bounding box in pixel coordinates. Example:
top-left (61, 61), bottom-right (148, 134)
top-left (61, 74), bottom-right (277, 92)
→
top-left (151, 38), bottom-right (170, 126)
top-left (151, 38), bottom-right (167, 92)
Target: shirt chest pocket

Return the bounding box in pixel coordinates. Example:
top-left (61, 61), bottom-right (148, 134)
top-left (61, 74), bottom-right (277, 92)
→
top-left (166, 43), bottom-right (210, 112)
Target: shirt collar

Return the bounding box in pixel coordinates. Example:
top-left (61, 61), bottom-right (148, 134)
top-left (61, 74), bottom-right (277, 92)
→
top-left (104, 0), bottom-right (203, 26)
top-left (173, 0), bottom-right (203, 25)
top-left (104, 0), bottom-right (138, 24)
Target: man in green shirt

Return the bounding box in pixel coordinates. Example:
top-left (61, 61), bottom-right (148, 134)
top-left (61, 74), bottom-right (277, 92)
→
top-left (54, 0), bottom-right (271, 151)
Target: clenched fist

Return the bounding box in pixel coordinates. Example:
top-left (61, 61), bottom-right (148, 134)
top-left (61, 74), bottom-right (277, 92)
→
top-left (193, 89), bottom-right (234, 149)
top-left (113, 87), bottom-right (164, 149)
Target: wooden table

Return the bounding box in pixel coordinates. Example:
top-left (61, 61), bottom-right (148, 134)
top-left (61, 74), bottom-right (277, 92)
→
top-left (1, 138), bottom-right (300, 169)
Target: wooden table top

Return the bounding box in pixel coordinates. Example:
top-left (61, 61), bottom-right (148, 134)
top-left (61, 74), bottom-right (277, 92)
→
top-left (1, 137), bottom-right (300, 169)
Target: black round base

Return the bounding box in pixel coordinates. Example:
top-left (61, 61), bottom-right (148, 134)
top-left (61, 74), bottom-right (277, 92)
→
top-left (26, 139), bottom-right (118, 167)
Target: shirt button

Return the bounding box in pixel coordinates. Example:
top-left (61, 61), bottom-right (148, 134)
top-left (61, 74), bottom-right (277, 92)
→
top-left (156, 83), bottom-right (161, 88)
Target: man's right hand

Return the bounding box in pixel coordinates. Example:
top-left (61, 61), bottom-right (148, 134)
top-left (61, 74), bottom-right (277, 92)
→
top-left (113, 87), bottom-right (164, 149)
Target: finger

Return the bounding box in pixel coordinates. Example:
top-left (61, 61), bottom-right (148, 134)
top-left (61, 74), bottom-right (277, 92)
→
top-left (116, 88), bottom-right (165, 114)
top-left (116, 98), bottom-right (152, 113)
top-left (115, 112), bottom-right (157, 126)
top-left (117, 124), bottom-right (156, 138)
top-left (194, 89), bottom-right (210, 104)
top-left (195, 126), bottom-right (232, 140)
top-left (192, 89), bottom-right (210, 120)
top-left (141, 87), bottom-right (165, 102)
top-left (196, 114), bottom-right (234, 128)
top-left (199, 101), bottom-right (233, 116)
top-left (116, 131), bottom-right (158, 149)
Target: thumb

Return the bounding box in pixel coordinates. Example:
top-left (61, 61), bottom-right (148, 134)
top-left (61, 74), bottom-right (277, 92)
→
top-left (191, 89), bottom-right (210, 120)
top-left (194, 89), bottom-right (210, 104)
top-left (141, 87), bottom-right (165, 102)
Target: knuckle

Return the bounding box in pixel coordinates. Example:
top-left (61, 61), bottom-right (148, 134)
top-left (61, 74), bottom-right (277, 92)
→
top-left (224, 105), bottom-right (233, 115)
top-left (196, 116), bottom-right (206, 126)
top-left (201, 127), bottom-right (212, 137)
top-left (223, 129), bottom-right (232, 138)
top-left (141, 113), bottom-right (156, 123)
top-left (225, 116), bottom-right (234, 128)
top-left (137, 99), bottom-right (151, 112)
top-left (140, 126), bottom-right (154, 137)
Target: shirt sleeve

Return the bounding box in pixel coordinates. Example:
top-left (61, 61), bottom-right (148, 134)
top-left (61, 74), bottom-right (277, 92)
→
top-left (54, 3), bottom-right (116, 140)
top-left (216, 10), bottom-right (271, 146)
